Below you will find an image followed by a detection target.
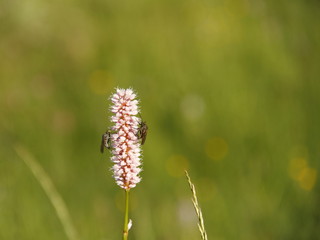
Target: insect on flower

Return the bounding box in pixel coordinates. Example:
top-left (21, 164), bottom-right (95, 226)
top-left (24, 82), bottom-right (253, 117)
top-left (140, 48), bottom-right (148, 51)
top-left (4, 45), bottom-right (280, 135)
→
top-left (100, 130), bottom-right (112, 153)
top-left (137, 120), bottom-right (148, 145)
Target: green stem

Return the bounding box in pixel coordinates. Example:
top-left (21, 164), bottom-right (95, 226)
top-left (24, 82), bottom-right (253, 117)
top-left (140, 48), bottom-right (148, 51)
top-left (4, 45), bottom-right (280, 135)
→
top-left (123, 189), bottom-right (130, 240)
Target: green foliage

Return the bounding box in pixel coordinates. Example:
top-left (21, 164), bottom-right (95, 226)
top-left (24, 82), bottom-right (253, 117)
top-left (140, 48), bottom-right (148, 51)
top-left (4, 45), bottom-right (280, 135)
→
top-left (1, 0), bottom-right (319, 239)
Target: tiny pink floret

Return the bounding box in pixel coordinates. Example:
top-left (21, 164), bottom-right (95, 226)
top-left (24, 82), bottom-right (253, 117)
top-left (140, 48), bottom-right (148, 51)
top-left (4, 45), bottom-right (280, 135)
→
top-left (110, 88), bottom-right (142, 189)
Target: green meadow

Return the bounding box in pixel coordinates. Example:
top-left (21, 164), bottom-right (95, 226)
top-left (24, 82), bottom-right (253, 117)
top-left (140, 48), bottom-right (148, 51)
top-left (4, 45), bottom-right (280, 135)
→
top-left (1, 0), bottom-right (319, 239)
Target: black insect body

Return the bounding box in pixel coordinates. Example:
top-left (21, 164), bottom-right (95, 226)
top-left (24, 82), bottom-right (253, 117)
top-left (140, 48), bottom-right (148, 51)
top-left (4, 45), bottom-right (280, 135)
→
top-left (137, 121), bottom-right (148, 145)
top-left (100, 130), bottom-right (112, 153)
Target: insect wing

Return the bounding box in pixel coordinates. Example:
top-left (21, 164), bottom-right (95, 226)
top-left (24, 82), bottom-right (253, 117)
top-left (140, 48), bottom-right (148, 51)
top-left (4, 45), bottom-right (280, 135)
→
top-left (141, 130), bottom-right (147, 145)
top-left (100, 134), bottom-right (105, 153)
top-left (140, 122), bottom-right (148, 145)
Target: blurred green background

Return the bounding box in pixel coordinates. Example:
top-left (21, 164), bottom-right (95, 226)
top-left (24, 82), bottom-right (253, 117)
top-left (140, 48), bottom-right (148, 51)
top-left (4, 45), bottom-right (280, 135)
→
top-left (1, 0), bottom-right (319, 239)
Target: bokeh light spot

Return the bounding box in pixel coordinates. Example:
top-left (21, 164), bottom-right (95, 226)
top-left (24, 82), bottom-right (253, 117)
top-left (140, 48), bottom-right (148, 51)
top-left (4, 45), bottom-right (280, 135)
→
top-left (288, 158), bottom-right (308, 180)
top-left (166, 155), bottom-right (189, 177)
top-left (205, 137), bottom-right (228, 161)
top-left (180, 94), bottom-right (206, 121)
top-left (88, 70), bottom-right (113, 95)
top-left (297, 167), bottom-right (317, 191)
top-left (288, 158), bottom-right (317, 191)
top-left (177, 199), bottom-right (197, 226)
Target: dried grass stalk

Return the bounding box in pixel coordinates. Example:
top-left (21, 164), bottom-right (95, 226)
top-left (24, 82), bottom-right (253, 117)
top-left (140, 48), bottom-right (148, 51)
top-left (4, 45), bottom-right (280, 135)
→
top-left (185, 170), bottom-right (208, 240)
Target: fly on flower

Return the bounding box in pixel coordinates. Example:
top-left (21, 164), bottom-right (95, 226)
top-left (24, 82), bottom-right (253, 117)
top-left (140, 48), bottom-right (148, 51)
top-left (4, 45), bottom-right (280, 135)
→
top-left (100, 129), bottom-right (112, 153)
top-left (137, 120), bottom-right (148, 145)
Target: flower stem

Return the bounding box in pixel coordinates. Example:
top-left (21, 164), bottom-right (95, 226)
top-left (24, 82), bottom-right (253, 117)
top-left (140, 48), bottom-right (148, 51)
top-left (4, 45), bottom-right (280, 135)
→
top-left (123, 189), bottom-right (130, 240)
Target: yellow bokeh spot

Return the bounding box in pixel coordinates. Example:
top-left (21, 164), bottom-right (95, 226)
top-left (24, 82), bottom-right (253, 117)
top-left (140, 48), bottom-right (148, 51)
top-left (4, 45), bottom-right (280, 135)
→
top-left (166, 155), bottom-right (189, 177)
top-left (288, 158), bottom-right (317, 191)
top-left (297, 167), bottom-right (317, 191)
top-left (288, 158), bottom-right (308, 180)
top-left (88, 70), bottom-right (113, 95)
top-left (205, 137), bottom-right (228, 161)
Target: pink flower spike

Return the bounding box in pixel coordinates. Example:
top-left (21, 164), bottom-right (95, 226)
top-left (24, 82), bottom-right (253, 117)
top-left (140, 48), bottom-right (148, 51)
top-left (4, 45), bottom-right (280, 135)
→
top-left (109, 88), bottom-right (142, 190)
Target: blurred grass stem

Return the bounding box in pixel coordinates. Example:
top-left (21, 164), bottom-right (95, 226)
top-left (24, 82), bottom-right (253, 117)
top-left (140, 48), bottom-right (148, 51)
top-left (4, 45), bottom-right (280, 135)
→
top-left (15, 145), bottom-right (79, 240)
top-left (123, 189), bottom-right (130, 240)
top-left (185, 171), bottom-right (208, 240)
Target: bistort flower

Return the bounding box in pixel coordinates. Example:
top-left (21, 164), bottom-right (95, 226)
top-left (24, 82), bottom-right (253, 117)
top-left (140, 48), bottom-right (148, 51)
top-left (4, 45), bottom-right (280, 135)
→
top-left (109, 88), bottom-right (142, 189)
